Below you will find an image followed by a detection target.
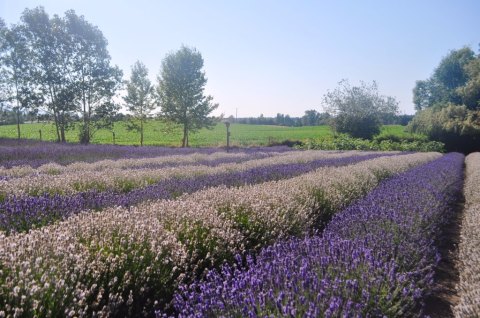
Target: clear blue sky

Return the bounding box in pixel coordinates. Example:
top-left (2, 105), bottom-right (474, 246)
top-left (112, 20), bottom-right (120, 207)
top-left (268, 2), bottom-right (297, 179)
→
top-left (1, 0), bottom-right (479, 117)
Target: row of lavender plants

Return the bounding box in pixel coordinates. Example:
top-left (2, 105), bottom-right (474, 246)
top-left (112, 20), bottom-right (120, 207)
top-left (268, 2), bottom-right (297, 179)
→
top-left (0, 152), bottom-right (439, 317)
top-left (0, 151), bottom-right (395, 233)
top-left (454, 152), bottom-right (480, 317)
top-left (0, 151), bottom-right (285, 179)
top-left (0, 138), bottom-right (293, 168)
top-left (172, 153), bottom-right (464, 317)
top-left (0, 150), bottom-right (382, 198)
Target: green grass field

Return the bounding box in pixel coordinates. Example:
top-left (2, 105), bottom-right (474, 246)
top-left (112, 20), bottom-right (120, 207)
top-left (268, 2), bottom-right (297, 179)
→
top-left (0, 121), bottom-right (413, 147)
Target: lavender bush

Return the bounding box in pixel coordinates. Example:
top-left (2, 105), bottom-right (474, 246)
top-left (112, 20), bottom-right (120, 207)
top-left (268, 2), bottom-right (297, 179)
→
top-left (0, 152), bottom-right (394, 233)
top-left (172, 153), bottom-right (464, 317)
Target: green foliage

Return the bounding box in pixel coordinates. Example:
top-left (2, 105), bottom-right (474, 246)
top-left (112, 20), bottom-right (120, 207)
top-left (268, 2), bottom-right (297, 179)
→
top-left (302, 134), bottom-right (444, 152)
top-left (413, 47), bottom-right (478, 110)
top-left (333, 112), bottom-right (381, 139)
top-left (20, 7), bottom-right (81, 142)
top-left (410, 45), bottom-right (480, 153)
top-left (434, 47), bottom-right (474, 91)
top-left (157, 46), bottom-right (218, 147)
top-left (124, 61), bottom-right (156, 146)
top-left (64, 10), bottom-right (123, 144)
top-left (408, 103), bottom-right (480, 153)
top-left (459, 57), bottom-right (480, 109)
top-left (0, 20), bottom-right (43, 139)
top-left (373, 133), bottom-right (427, 143)
top-left (0, 7), bottom-right (122, 144)
top-left (323, 79), bottom-right (399, 139)
top-left (301, 109), bottom-right (330, 126)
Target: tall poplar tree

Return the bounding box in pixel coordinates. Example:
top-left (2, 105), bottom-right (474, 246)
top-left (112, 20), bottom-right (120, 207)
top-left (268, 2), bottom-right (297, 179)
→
top-left (124, 61), bottom-right (155, 146)
top-left (157, 46), bottom-right (218, 147)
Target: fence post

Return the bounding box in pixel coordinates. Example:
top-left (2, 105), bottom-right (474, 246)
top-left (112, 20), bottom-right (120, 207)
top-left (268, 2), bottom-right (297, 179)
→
top-left (225, 121), bottom-right (231, 152)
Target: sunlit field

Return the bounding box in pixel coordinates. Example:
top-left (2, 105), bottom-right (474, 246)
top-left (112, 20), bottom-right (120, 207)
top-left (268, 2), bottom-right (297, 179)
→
top-left (0, 121), bottom-right (413, 146)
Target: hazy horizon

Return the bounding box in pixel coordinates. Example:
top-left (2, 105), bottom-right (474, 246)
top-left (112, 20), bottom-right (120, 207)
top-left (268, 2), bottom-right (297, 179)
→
top-left (1, 0), bottom-right (479, 117)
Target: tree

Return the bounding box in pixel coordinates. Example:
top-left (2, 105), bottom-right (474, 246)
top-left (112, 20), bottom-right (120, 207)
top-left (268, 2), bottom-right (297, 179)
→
top-left (301, 109), bottom-right (330, 126)
top-left (410, 45), bottom-right (480, 152)
top-left (413, 47), bottom-right (475, 110)
top-left (459, 57), bottom-right (480, 109)
top-left (0, 20), bottom-right (42, 139)
top-left (323, 79), bottom-right (398, 139)
top-left (7, 7), bottom-right (122, 143)
top-left (157, 46), bottom-right (218, 147)
top-left (63, 10), bottom-right (123, 144)
top-left (20, 7), bottom-right (78, 142)
top-left (276, 113), bottom-right (285, 125)
top-left (302, 110), bottom-right (321, 126)
top-left (124, 61), bottom-right (155, 146)
top-left (0, 18), bottom-right (8, 115)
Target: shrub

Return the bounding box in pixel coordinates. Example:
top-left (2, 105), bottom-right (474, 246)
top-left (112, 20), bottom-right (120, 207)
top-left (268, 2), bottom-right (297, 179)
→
top-left (323, 80), bottom-right (399, 139)
top-left (408, 103), bottom-right (480, 153)
top-left (301, 134), bottom-right (445, 152)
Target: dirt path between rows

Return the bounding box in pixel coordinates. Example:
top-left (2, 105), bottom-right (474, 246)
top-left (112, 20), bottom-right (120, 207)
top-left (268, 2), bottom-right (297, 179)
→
top-left (423, 195), bottom-right (464, 317)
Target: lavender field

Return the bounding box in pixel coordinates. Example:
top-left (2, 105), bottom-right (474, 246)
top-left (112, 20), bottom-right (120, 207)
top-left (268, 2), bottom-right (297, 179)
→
top-left (0, 140), bottom-right (478, 317)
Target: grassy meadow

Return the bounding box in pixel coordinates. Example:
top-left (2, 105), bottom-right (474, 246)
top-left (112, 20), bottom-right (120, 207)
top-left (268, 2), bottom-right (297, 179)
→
top-left (0, 121), bottom-right (414, 147)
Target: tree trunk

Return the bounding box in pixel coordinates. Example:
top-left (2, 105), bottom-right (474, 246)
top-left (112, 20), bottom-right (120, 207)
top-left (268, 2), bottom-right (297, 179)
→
top-left (59, 112), bottom-right (66, 143)
top-left (14, 79), bottom-right (21, 140)
top-left (60, 125), bottom-right (66, 143)
top-left (140, 120), bottom-right (144, 146)
top-left (16, 109), bottom-right (21, 140)
top-left (82, 93), bottom-right (90, 144)
top-left (53, 110), bottom-right (61, 142)
top-left (182, 123), bottom-right (188, 147)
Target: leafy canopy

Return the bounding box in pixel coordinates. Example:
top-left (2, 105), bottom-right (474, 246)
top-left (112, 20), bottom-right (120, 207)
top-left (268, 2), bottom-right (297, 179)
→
top-left (123, 61), bottom-right (155, 146)
top-left (410, 45), bottom-right (480, 153)
top-left (157, 46), bottom-right (218, 147)
top-left (413, 47), bottom-right (477, 110)
top-left (323, 79), bottom-right (398, 139)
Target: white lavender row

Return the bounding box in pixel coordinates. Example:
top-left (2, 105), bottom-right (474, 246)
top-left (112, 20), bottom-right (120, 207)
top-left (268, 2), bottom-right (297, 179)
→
top-left (0, 152), bottom-right (438, 317)
top-left (453, 153), bottom-right (480, 317)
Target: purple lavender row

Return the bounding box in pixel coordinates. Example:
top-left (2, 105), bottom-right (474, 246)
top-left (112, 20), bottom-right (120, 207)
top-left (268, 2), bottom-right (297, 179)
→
top-left (0, 138), bottom-right (293, 168)
top-left (171, 153), bottom-right (464, 317)
top-left (0, 153), bottom-right (393, 233)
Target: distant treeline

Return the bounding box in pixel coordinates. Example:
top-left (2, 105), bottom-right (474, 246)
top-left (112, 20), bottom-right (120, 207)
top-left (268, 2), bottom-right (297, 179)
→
top-left (227, 110), bottom-right (413, 127)
top-left (1, 108), bottom-right (414, 127)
